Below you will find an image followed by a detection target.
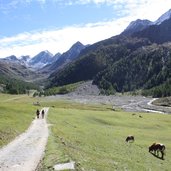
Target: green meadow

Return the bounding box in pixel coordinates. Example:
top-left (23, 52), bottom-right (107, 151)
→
top-left (0, 93), bottom-right (39, 147)
top-left (0, 94), bottom-right (171, 171)
top-left (40, 100), bottom-right (171, 171)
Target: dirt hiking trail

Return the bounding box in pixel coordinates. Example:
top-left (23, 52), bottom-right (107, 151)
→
top-left (0, 107), bottom-right (49, 171)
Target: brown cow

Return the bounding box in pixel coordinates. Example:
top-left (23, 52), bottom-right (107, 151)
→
top-left (125, 135), bottom-right (134, 142)
top-left (149, 143), bottom-right (166, 160)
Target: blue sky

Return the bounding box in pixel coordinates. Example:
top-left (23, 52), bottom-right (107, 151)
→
top-left (0, 0), bottom-right (171, 58)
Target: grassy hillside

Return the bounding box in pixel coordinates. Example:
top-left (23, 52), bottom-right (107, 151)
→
top-left (0, 75), bottom-right (38, 94)
top-left (0, 94), bottom-right (39, 147)
top-left (43, 82), bottom-right (83, 96)
top-left (40, 100), bottom-right (171, 171)
top-left (0, 61), bottom-right (39, 82)
top-left (48, 36), bottom-right (150, 88)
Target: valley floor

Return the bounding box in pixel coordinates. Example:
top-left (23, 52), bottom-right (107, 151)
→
top-left (0, 93), bottom-right (171, 171)
top-left (45, 81), bottom-right (171, 114)
top-left (45, 94), bottom-right (171, 114)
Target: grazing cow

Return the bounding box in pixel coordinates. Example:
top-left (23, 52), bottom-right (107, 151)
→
top-left (149, 143), bottom-right (166, 160)
top-left (125, 135), bottom-right (134, 142)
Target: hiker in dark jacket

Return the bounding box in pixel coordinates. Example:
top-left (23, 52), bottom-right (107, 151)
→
top-left (36, 109), bottom-right (40, 119)
top-left (41, 109), bottom-right (45, 119)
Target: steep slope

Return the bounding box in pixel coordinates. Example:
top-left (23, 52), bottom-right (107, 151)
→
top-left (19, 55), bottom-right (30, 66)
top-left (2, 8), bottom-right (171, 96)
top-left (48, 36), bottom-right (151, 87)
top-left (48, 36), bottom-right (171, 96)
top-left (29, 50), bottom-right (54, 69)
top-left (0, 60), bottom-right (40, 81)
top-left (94, 44), bottom-right (171, 93)
top-left (122, 8), bottom-right (171, 37)
top-left (133, 16), bottom-right (171, 44)
top-left (48, 8), bottom-right (171, 95)
top-left (122, 19), bottom-right (152, 36)
top-left (40, 41), bottom-right (85, 74)
top-left (1, 55), bottom-right (31, 67)
top-left (2, 55), bottom-right (19, 62)
top-left (154, 9), bottom-right (171, 25)
top-left (0, 61), bottom-right (38, 94)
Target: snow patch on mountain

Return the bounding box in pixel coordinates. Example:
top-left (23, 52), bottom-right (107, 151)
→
top-left (29, 51), bottom-right (53, 65)
top-left (122, 19), bottom-right (153, 35)
top-left (126, 19), bottom-right (152, 30)
top-left (154, 9), bottom-right (171, 25)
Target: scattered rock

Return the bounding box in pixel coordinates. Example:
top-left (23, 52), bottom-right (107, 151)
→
top-left (53, 161), bottom-right (75, 170)
top-left (68, 81), bottom-right (100, 96)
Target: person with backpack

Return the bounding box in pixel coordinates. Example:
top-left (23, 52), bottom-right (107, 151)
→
top-left (41, 109), bottom-right (45, 119)
top-left (36, 109), bottom-right (40, 119)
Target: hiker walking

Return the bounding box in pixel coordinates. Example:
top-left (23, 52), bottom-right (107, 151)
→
top-left (36, 109), bottom-right (40, 119)
top-left (41, 109), bottom-right (45, 119)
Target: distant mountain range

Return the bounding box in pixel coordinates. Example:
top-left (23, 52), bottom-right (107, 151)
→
top-left (122, 19), bottom-right (153, 36)
top-left (40, 41), bottom-right (86, 74)
top-left (1, 8), bottom-right (171, 97)
top-left (0, 41), bottom-right (86, 69)
top-left (0, 58), bottom-right (43, 82)
top-left (0, 40), bottom-right (87, 92)
top-left (47, 8), bottom-right (171, 97)
top-left (28, 50), bottom-right (54, 69)
top-left (1, 51), bottom-right (57, 70)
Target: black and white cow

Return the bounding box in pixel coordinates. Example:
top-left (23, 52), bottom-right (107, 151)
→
top-left (125, 135), bottom-right (134, 142)
top-left (149, 143), bottom-right (166, 159)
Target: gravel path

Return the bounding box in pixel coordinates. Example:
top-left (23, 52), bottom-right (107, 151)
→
top-left (0, 107), bottom-right (49, 171)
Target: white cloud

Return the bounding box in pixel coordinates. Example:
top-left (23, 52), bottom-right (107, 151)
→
top-left (0, 19), bottom-right (128, 58)
top-left (0, 0), bottom-right (171, 58)
top-left (61, 0), bottom-right (171, 21)
top-left (1, 0), bottom-right (170, 21)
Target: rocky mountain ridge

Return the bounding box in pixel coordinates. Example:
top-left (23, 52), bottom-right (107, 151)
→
top-left (0, 41), bottom-right (86, 84)
top-left (1, 8), bottom-right (171, 97)
top-left (0, 41), bottom-right (85, 71)
top-left (122, 8), bottom-right (171, 36)
top-left (39, 41), bottom-right (86, 74)
top-left (48, 8), bottom-right (171, 97)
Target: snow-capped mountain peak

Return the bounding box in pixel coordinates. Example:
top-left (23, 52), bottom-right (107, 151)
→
top-left (19, 55), bottom-right (30, 62)
top-left (28, 50), bottom-right (54, 68)
top-left (122, 19), bottom-right (152, 35)
top-left (126, 19), bottom-right (152, 30)
top-left (0, 55), bottom-right (21, 64)
top-left (154, 9), bottom-right (171, 25)
top-left (4, 55), bottom-right (18, 62)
